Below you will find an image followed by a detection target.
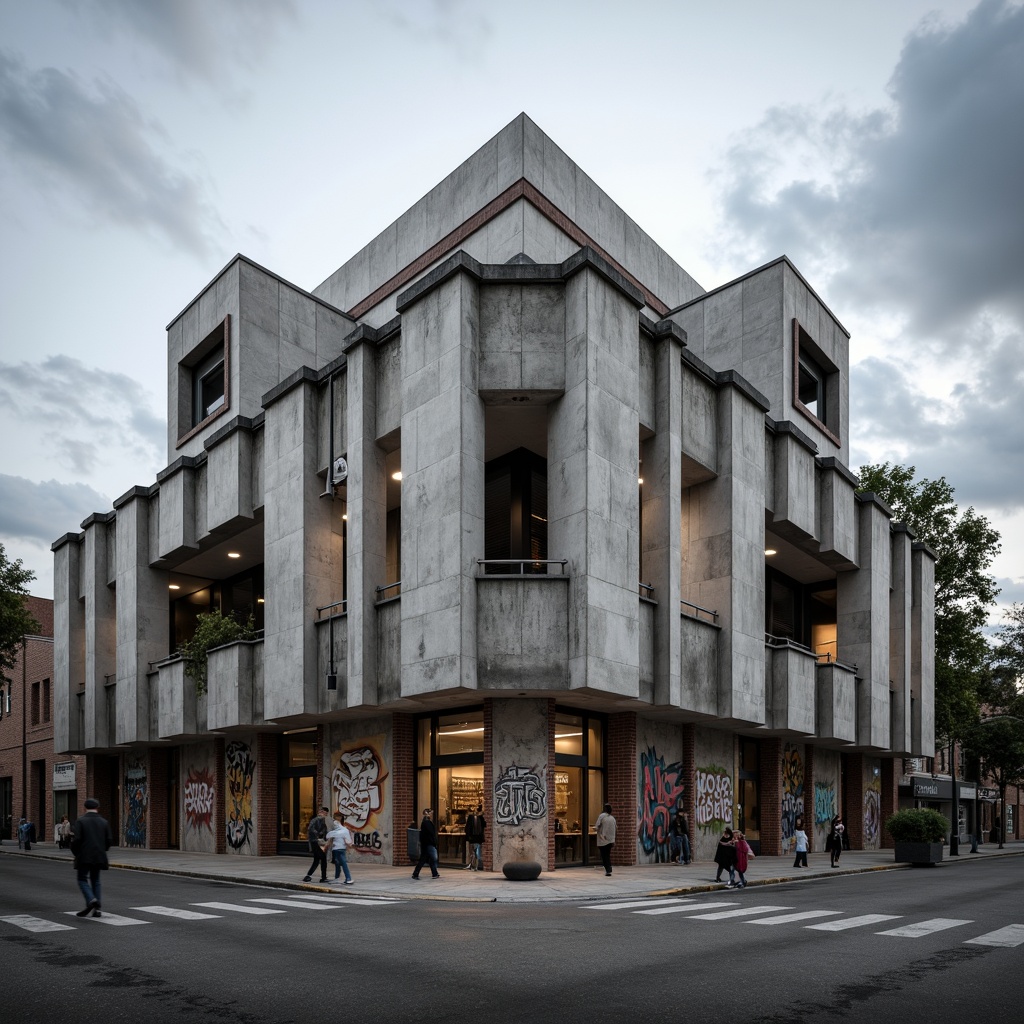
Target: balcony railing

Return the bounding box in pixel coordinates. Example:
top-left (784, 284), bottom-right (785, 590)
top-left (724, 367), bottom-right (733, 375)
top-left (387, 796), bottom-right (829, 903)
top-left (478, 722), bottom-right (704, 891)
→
top-left (476, 559), bottom-right (568, 575)
top-left (680, 599), bottom-right (718, 623)
top-left (316, 599), bottom-right (347, 618)
top-left (375, 581), bottom-right (402, 601)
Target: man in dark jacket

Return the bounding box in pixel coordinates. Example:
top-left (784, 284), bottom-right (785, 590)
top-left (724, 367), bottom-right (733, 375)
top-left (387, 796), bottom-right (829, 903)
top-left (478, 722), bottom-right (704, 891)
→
top-left (70, 798), bottom-right (113, 917)
top-left (303, 806), bottom-right (330, 883)
top-left (411, 808), bottom-right (440, 879)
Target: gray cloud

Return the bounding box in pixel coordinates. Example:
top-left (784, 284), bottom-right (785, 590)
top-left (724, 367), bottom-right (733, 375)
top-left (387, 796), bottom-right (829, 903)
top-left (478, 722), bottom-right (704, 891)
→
top-left (0, 354), bottom-right (164, 477)
top-left (851, 332), bottom-right (1024, 513)
top-left (0, 474), bottom-right (110, 543)
top-left (715, 0), bottom-right (1024, 349)
top-left (365, 0), bottom-right (492, 59)
top-left (0, 49), bottom-right (222, 255)
top-left (56, 0), bottom-right (297, 83)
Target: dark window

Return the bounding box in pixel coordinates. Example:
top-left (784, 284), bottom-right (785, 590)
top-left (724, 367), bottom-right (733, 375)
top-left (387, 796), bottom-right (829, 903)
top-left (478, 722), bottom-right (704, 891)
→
top-left (797, 351), bottom-right (826, 422)
top-left (30, 682), bottom-right (40, 726)
top-left (193, 348), bottom-right (226, 426)
top-left (42, 678), bottom-right (50, 723)
top-left (792, 319), bottom-right (839, 440)
top-left (169, 566), bottom-right (264, 655)
top-left (484, 448), bottom-right (548, 573)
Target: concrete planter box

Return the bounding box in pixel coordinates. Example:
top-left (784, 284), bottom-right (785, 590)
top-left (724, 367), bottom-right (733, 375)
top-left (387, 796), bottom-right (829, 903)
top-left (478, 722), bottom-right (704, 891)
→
top-left (894, 842), bottom-right (944, 866)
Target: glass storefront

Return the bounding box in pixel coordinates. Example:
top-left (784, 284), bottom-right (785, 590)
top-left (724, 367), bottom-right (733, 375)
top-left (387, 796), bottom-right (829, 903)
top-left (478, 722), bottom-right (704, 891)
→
top-left (278, 730), bottom-right (317, 854)
top-left (416, 708), bottom-right (484, 866)
top-left (553, 710), bottom-right (605, 865)
top-left (737, 737), bottom-right (760, 849)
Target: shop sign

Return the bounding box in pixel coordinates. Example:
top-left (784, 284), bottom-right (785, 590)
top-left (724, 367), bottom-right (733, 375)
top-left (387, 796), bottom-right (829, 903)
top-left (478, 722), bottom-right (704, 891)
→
top-left (53, 761), bottom-right (76, 791)
top-left (912, 776), bottom-right (952, 799)
top-left (978, 786), bottom-right (998, 802)
top-left (958, 784), bottom-right (977, 800)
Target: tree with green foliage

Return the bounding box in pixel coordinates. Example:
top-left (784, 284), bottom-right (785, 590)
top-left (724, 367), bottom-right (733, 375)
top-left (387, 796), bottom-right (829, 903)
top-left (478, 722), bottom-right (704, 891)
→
top-left (178, 609), bottom-right (257, 696)
top-left (0, 543), bottom-right (40, 686)
top-left (857, 463), bottom-right (1001, 746)
top-left (964, 715), bottom-right (1024, 848)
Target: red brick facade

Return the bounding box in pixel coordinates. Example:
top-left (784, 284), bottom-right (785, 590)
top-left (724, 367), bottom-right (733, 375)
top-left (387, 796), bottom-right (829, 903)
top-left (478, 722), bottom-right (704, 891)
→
top-left (759, 738), bottom-right (783, 855)
top-left (392, 712), bottom-right (414, 865)
top-left (606, 712), bottom-right (636, 866)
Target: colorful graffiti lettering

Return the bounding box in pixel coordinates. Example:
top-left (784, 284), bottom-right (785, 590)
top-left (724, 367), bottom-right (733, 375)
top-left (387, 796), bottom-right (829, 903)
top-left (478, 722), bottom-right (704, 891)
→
top-left (225, 741), bottom-right (255, 851)
top-left (184, 766), bottom-right (215, 833)
top-left (695, 765), bottom-right (733, 831)
top-left (781, 743), bottom-right (804, 843)
top-left (814, 781), bottom-right (836, 825)
top-left (494, 764), bottom-right (546, 826)
top-left (332, 741), bottom-right (388, 835)
top-left (864, 776), bottom-right (882, 846)
top-left (637, 747), bottom-right (685, 860)
top-left (123, 759), bottom-right (147, 848)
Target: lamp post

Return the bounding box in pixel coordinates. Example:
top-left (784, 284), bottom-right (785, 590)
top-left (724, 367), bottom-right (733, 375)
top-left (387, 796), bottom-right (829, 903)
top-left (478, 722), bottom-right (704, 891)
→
top-left (949, 736), bottom-right (959, 856)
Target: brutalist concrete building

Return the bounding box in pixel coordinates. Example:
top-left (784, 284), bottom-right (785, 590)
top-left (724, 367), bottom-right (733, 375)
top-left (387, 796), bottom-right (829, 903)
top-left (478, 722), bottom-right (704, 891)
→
top-left (51, 115), bottom-right (935, 868)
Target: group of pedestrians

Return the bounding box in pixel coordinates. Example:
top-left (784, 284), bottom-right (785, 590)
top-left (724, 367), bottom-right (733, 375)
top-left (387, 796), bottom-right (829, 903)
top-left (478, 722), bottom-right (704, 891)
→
top-left (303, 806), bottom-right (356, 884)
top-left (713, 827), bottom-right (755, 888)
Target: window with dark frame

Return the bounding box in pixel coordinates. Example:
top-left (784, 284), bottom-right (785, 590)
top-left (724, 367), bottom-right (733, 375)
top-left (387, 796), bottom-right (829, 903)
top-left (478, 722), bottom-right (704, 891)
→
top-left (42, 678), bottom-right (50, 722)
top-left (792, 318), bottom-right (839, 442)
top-left (177, 315), bottom-right (230, 445)
top-left (193, 347), bottom-right (226, 426)
top-left (30, 681), bottom-right (40, 725)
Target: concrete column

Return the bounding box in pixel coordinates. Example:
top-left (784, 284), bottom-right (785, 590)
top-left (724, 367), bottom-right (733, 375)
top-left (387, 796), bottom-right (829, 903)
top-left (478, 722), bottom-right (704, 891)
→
top-left (263, 374), bottom-right (340, 720)
top-left (837, 494), bottom-right (892, 749)
top-left (82, 515), bottom-right (116, 749)
top-left (114, 490), bottom-right (166, 745)
top-left (911, 542), bottom-right (936, 758)
top-left (643, 324), bottom-right (683, 706)
top-left (549, 268), bottom-right (642, 696)
top-left (52, 536), bottom-right (84, 753)
top-left (889, 525), bottom-right (914, 755)
top-left (346, 342), bottom-right (386, 707)
top-left (397, 272), bottom-right (484, 695)
top-left (688, 384), bottom-right (766, 724)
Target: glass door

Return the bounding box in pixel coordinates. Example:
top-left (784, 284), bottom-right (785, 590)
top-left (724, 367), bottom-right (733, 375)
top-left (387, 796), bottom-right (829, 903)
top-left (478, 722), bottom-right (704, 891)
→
top-left (278, 731), bottom-right (317, 854)
top-left (554, 710), bottom-right (605, 866)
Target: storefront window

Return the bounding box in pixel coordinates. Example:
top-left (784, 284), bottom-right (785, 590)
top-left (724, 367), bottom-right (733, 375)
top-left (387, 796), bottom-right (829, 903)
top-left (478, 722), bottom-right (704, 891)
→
top-left (554, 708), bottom-right (605, 866)
top-left (436, 712), bottom-right (484, 756)
top-left (738, 738), bottom-right (760, 845)
top-left (279, 730), bottom-right (317, 852)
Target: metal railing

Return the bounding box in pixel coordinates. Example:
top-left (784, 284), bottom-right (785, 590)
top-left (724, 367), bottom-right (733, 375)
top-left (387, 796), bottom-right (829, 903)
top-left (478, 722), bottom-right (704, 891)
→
top-left (316, 599), bottom-right (348, 618)
top-left (476, 559), bottom-right (568, 575)
top-left (680, 599), bottom-right (718, 623)
top-left (638, 582), bottom-right (655, 598)
top-left (375, 581), bottom-right (402, 600)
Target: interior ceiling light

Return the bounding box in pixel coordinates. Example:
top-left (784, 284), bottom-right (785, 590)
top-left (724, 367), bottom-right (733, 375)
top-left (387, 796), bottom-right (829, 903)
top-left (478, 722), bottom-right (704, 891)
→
top-left (342, 513), bottom-right (348, 521)
top-left (228, 551), bottom-right (241, 559)
top-left (638, 477), bottom-right (644, 485)
top-left (765, 548), bottom-right (777, 556)
top-left (168, 584), bottom-right (180, 590)
top-left (391, 471), bottom-right (403, 481)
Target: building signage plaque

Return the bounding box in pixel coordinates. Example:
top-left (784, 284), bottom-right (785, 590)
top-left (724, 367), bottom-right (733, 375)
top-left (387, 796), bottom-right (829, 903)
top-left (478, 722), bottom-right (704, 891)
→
top-left (53, 761), bottom-right (76, 791)
top-left (912, 777), bottom-right (952, 799)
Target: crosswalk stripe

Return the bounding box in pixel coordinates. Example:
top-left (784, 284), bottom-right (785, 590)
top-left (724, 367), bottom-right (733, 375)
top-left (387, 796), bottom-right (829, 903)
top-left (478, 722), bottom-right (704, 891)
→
top-left (807, 914), bottom-right (901, 931)
top-left (965, 925), bottom-right (1024, 948)
top-left (635, 901), bottom-right (739, 916)
top-left (131, 906), bottom-right (222, 920)
top-left (63, 911), bottom-right (148, 926)
top-left (588, 899), bottom-right (697, 911)
top-left (684, 905), bottom-right (793, 921)
top-left (246, 898), bottom-right (343, 910)
top-left (748, 911), bottom-right (843, 925)
top-left (276, 894), bottom-right (403, 906)
top-left (1, 914), bottom-right (75, 933)
top-left (192, 902), bottom-right (285, 915)
top-left (878, 918), bottom-right (973, 938)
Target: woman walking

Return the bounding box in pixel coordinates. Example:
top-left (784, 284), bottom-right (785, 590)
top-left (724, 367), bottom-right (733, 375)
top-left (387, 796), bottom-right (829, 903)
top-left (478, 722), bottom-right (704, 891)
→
top-left (714, 827), bottom-right (736, 885)
top-left (792, 815), bottom-right (809, 868)
top-left (827, 814), bottom-right (845, 868)
top-left (671, 807), bottom-right (691, 865)
top-left (733, 831), bottom-right (754, 888)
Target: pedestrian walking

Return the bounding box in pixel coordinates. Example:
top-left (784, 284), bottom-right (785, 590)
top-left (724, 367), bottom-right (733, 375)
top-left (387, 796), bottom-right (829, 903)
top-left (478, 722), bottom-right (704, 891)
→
top-left (793, 819), bottom-right (809, 868)
top-left (595, 803), bottom-right (617, 876)
top-left (325, 812), bottom-right (355, 884)
top-left (714, 827), bottom-right (737, 885)
top-left (411, 808), bottom-right (440, 879)
top-left (827, 814), bottom-right (845, 867)
top-left (70, 798), bottom-right (113, 917)
top-left (733, 831), bottom-right (754, 888)
top-left (671, 807), bottom-right (691, 865)
top-left (56, 814), bottom-right (73, 850)
top-left (303, 806), bottom-right (330, 883)
top-left (18, 817), bottom-right (35, 850)
top-left (464, 803), bottom-right (486, 871)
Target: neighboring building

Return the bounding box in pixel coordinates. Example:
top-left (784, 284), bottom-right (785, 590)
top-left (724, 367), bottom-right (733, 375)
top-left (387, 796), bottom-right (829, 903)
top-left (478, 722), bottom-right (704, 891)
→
top-left (51, 114), bottom-right (936, 866)
top-left (0, 596), bottom-right (86, 843)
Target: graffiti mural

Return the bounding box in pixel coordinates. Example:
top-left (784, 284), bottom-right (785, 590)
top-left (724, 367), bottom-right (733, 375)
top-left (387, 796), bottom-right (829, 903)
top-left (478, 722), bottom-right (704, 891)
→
top-left (225, 741), bottom-right (256, 851)
top-left (864, 775), bottom-right (882, 846)
top-left (494, 764), bottom-right (546, 826)
top-left (331, 737), bottom-right (389, 856)
top-left (781, 744), bottom-right (804, 844)
top-left (184, 766), bottom-right (216, 834)
top-left (637, 747), bottom-right (685, 860)
top-left (695, 765), bottom-right (733, 831)
top-left (123, 758), bottom-right (147, 848)
top-left (814, 781), bottom-right (837, 825)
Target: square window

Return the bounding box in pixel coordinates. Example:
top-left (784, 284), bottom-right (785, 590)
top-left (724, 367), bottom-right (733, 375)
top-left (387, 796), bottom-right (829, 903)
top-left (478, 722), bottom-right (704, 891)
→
top-left (193, 349), bottom-right (226, 426)
top-left (792, 319), bottom-right (839, 442)
top-left (177, 315), bottom-right (230, 446)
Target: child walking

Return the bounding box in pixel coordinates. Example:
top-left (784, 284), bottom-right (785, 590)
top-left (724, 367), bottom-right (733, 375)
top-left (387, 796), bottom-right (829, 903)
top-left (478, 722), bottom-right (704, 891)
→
top-left (732, 831), bottom-right (754, 888)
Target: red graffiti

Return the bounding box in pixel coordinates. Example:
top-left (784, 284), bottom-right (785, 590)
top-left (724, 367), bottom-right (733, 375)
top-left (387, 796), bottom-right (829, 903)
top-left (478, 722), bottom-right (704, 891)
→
top-left (184, 766), bottom-right (216, 833)
top-left (638, 748), bottom-right (685, 857)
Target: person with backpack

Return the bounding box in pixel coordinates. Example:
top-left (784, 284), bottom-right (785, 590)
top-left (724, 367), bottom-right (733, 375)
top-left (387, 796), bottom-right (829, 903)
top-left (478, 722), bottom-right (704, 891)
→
top-left (464, 803), bottom-right (486, 871)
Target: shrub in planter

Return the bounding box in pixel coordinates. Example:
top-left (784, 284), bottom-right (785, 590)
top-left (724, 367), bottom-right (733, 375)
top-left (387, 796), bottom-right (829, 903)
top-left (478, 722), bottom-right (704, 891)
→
top-left (179, 610), bottom-right (256, 696)
top-left (885, 808), bottom-right (948, 843)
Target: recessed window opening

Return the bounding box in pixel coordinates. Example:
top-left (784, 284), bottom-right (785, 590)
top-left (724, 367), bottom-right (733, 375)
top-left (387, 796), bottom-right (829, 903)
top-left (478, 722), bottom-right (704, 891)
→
top-left (792, 319), bottom-right (839, 441)
top-left (798, 352), bottom-right (825, 422)
top-left (178, 315), bottom-right (230, 445)
top-left (193, 348), bottom-right (226, 426)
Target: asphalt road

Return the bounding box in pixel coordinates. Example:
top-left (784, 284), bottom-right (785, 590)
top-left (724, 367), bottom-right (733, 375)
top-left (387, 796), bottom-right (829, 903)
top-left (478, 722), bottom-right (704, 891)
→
top-left (2, 856), bottom-right (1021, 1024)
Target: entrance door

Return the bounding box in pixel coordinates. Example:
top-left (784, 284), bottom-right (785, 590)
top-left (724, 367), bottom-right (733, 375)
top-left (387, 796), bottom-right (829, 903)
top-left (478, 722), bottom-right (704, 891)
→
top-left (278, 731), bottom-right (317, 855)
top-left (737, 738), bottom-right (761, 852)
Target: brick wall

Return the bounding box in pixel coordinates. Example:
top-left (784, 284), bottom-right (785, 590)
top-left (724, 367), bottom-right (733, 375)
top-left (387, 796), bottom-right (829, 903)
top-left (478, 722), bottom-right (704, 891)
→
top-left (606, 712), bottom-right (637, 866)
top-left (804, 745), bottom-right (816, 852)
top-left (880, 757), bottom-right (898, 848)
top-left (681, 723), bottom-right (696, 851)
top-left (845, 753), bottom-right (865, 849)
top-left (545, 700), bottom-right (555, 871)
top-left (392, 713), bottom-right (414, 865)
top-left (148, 749), bottom-right (169, 849)
top-left (759, 738), bottom-right (782, 855)
top-left (215, 738), bottom-right (226, 854)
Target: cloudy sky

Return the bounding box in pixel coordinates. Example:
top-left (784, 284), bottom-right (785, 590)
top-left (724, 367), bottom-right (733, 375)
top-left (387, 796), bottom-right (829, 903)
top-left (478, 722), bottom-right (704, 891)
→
top-left (1, 0), bottom-right (1021, 618)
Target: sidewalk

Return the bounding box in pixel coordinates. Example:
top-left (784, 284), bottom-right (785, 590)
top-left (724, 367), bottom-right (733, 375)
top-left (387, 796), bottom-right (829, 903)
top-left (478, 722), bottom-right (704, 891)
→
top-left (2, 840), bottom-right (1021, 903)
